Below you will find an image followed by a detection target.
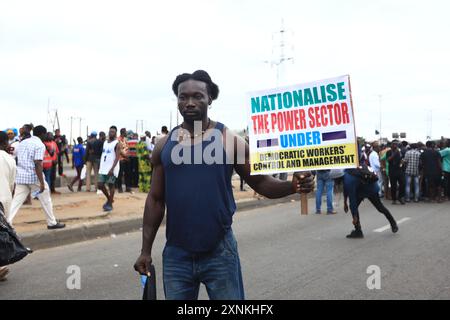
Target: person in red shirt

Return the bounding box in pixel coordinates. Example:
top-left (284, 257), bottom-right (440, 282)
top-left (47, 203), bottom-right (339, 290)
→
top-left (43, 133), bottom-right (59, 192)
top-left (127, 133), bottom-right (139, 188)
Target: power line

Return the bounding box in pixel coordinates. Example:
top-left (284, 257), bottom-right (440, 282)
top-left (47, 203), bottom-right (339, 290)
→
top-left (264, 19), bottom-right (295, 86)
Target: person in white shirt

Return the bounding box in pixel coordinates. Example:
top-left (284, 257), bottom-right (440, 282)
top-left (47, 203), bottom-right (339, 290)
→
top-left (154, 126), bottom-right (169, 145)
top-left (144, 131), bottom-right (154, 152)
top-left (8, 127), bottom-right (27, 160)
top-left (7, 125), bottom-right (66, 230)
top-left (0, 131), bottom-right (14, 281)
top-left (97, 126), bottom-right (121, 212)
top-left (369, 141), bottom-right (383, 197)
top-left (0, 131), bottom-right (16, 217)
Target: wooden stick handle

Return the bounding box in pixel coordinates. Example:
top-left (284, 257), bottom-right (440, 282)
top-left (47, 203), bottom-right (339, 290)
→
top-left (301, 193), bottom-right (308, 215)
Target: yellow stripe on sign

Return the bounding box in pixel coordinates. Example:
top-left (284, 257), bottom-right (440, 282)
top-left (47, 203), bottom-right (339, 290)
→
top-left (250, 143), bottom-right (357, 174)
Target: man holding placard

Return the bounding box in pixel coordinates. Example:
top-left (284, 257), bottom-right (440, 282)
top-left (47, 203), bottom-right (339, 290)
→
top-left (134, 70), bottom-right (315, 300)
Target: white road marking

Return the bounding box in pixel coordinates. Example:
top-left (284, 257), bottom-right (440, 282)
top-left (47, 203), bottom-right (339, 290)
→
top-left (373, 217), bottom-right (411, 233)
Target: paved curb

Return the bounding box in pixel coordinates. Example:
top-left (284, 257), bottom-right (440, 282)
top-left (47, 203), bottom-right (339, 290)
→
top-left (20, 194), bottom-right (302, 251)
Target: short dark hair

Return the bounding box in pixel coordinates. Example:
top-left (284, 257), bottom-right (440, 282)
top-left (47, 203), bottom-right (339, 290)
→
top-left (0, 131), bottom-right (8, 145)
top-left (110, 126), bottom-right (117, 131)
top-left (172, 70), bottom-right (219, 100)
top-left (426, 141), bottom-right (433, 148)
top-left (77, 137), bottom-right (83, 144)
top-left (33, 125), bottom-right (47, 137)
top-left (161, 126), bottom-right (168, 133)
top-left (99, 131), bottom-right (106, 137)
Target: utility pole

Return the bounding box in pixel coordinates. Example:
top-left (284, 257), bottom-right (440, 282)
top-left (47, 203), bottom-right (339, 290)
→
top-left (70, 116), bottom-right (74, 146)
top-left (55, 110), bottom-right (61, 131)
top-left (136, 120), bottom-right (144, 134)
top-left (264, 19), bottom-right (294, 87)
top-left (46, 97), bottom-right (50, 128)
top-left (426, 110), bottom-right (432, 140)
top-left (78, 118), bottom-right (83, 138)
top-left (71, 117), bottom-right (83, 145)
top-left (46, 98), bottom-right (60, 132)
top-left (378, 94), bottom-right (382, 143)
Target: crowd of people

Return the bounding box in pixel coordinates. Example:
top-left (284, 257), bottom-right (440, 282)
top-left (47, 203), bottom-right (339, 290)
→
top-left (2, 123), bottom-right (448, 231)
top-left (310, 138), bottom-right (449, 238)
top-left (1, 122), bottom-right (172, 281)
top-left (363, 139), bottom-right (450, 204)
top-left (313, 138), bottom-right (450, 212)
top-left (0, 123), bottom-right (170, 229)
top-left (1, 69), bottom-right (447, 297)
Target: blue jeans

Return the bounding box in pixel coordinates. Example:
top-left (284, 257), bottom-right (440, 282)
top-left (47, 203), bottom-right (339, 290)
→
top-left (405, 175), bottom-right (420, 201)
top-left (43, 168), bottom-right (52, 190)
top-left (162, 229), bottom-right (244, 300)
top-left (316, 174), bottom-right (334, 212)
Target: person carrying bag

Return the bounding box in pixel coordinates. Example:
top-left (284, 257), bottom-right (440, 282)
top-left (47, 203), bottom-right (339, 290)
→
top-left (0, 202), bottom-right (32, 269)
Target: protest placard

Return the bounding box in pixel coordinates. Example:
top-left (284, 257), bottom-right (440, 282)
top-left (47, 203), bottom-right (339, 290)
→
top-left (247, 75), bottom-right (358, 176)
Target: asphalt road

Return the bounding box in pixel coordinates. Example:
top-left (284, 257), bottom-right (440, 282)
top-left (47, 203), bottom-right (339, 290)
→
top-left (1, 199), bottom-right (450, 300)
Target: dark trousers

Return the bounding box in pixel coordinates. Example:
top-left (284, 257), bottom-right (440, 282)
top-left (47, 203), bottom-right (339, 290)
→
top-left (116, 160), bottom-right (132, 190)
top-left (389, 171), bottom-right (405, 201)
top-left (70, 166), bottom-right (83, 190)
top-left (57, 155), bottom-right (64, 176)
top-left (344, 174), bottom-right (396, 230)
top-left (424, 174), bottom-right (441, 200)
top-left (129, 157), bottom-right (139, 188)
top-left (352, 195), bottom-right (396, 229)
top-left (444, 172), bottom-right (450, 198)
top-left (50, 163), bottom-right (57, 191)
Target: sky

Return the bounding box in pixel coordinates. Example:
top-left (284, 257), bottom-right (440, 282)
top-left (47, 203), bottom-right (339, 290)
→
top-left (1, 0), bottom-right (449, 143)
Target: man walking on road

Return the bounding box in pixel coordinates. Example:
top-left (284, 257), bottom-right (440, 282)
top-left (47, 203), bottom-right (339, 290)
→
top-left (343, 168), bottom-right (398, 239)
top-left (134, 70), bottom-right (314, 300)
top-left (68, 137), bottom-right (85, 192)
top-left (8, 125), bottom-right (65, 229)
top-left (85, 132), bottom-right (102, 192)
top-left (98, 126), bottom-right (121, 212)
